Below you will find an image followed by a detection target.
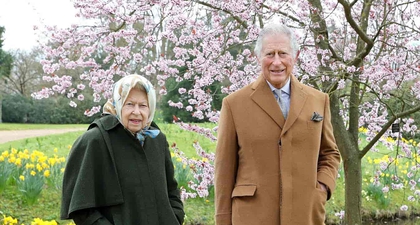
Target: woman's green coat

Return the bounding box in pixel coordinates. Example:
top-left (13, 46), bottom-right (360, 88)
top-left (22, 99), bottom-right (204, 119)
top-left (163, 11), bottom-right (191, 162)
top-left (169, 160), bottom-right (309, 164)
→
top-left (61, 115), bottom-right (184, 224)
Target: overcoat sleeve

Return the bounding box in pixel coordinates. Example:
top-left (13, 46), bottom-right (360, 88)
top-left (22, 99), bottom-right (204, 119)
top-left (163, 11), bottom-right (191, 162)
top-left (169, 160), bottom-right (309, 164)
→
top-left (151, 121), bottom-right (185, 224)
top-left (214, 98), bottom-right (238, 225)
top-left (317, 94), bottom-right (341, 199)
top-left (164, 140), bottom-right (185, 224)
top-left (60, 123), bottom-right (124, 220)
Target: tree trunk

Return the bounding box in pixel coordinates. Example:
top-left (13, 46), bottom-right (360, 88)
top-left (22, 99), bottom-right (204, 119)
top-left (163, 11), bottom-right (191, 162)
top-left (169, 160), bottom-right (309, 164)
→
top-left (330, 92), bottom-right (363, 224)
top-left (343, 154), bottom-right (362, 225)
top-left (0, 95), bottom-right (2, 123)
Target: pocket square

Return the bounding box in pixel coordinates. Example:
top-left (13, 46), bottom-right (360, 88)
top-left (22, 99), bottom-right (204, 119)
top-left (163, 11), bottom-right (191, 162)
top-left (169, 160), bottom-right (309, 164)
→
top-left (311, 112), bottom-right (323, 122)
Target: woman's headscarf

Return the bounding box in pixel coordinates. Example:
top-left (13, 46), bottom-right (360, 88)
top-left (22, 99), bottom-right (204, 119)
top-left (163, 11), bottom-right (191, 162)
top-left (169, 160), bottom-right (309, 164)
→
top-left (103, 74), bottom-right (159, 143)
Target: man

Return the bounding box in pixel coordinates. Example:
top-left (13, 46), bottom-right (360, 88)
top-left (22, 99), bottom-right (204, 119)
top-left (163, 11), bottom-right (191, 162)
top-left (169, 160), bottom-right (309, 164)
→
top-left (214, 23), bottom-right (341, 225)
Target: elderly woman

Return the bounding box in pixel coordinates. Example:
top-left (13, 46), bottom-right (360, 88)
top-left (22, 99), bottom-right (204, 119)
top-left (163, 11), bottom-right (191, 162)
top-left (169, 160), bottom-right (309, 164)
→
top-left (61, 74), bottom-right (185, 225)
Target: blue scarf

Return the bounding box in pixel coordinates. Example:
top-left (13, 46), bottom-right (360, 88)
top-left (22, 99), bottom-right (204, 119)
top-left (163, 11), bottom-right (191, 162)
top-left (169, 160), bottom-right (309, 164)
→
top-left (136, 127), bottom-right (160, 145)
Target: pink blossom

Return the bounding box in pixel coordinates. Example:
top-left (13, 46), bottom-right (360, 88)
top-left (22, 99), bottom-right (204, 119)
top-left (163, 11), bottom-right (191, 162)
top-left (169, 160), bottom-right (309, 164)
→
top-left (69, 101), bottom-right (77, 108)
top-left (77, 84), bottom-right (86, 90)
top-left (178, 88), bottom-right (187, 94)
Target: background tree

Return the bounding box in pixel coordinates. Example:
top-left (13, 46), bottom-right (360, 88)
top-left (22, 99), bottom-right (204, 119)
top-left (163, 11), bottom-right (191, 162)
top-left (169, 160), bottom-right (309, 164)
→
top-left (0, 26), bottom-right (13, 122)
top-left (34, 1), bottom-right (420, 224)
top-left (0, 47), bottom-right (100, 124)
top-left (0, 48), bottom-right (45, 96)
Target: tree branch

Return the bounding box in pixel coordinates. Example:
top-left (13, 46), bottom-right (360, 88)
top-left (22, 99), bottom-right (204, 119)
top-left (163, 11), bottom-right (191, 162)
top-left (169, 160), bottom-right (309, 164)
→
top-left (194, 1), bottom-right (248, 29)
top-left (360, 105), bottom-right (420, 157)
top-left (260, 4), bottom-right (304, 26)
top-left (337, 0), bottom-right (373, 46)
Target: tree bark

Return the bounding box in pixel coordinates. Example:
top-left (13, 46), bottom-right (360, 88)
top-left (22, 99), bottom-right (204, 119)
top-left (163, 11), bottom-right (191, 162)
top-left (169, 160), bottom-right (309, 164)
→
top-left (343, 154), bottom-right (362, 225)
top-left (330, 92), bottom-right (362, 224)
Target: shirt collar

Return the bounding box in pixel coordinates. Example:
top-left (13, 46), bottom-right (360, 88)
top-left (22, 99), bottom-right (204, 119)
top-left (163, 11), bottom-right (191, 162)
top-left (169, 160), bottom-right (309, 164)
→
top-left (266, 77), bottom-right (291, 95)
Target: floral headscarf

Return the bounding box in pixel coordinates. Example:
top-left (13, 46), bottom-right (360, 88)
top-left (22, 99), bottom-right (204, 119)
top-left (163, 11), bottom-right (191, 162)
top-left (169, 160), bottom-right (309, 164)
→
top-left (103, 74), bottom-right (159, 144)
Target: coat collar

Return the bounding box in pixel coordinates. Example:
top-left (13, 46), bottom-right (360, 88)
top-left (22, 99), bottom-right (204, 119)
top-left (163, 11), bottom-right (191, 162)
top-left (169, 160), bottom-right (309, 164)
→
top-left (89, 114), bottom-right (121, 131)
top-left (91, 114), bottom-right (161, 132)
top-left (283, 75), bottom-right (307, 135)
top-left (251, 75), bottom-right (285, 128)
top-left (250, 74), bottom-right (307, 134)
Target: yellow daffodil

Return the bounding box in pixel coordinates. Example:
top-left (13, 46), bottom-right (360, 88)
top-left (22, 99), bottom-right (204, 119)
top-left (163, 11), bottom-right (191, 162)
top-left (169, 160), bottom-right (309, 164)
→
top-left (48, 158), bottom-right (57, 166)
top-left (44, 170), bottom-right (51, 178)
top-left (1, 150), bottom-right (9, 157)
top-left (26, 163), bottom-right (35, 169)
top-left (38, 156), bottom-right (48, 163)
top-left (14, 158), bottom-right (22, 167)
top-left (11, 148), bottom-right (18, 154)
top-left (3, 215), bottom-right (18, 224)
top-left (41, 162), bottom-right (49, 169)
top-left (36, 163), bottom-right (43, 172)
top-left (8, 157), bottom-right (16, 163)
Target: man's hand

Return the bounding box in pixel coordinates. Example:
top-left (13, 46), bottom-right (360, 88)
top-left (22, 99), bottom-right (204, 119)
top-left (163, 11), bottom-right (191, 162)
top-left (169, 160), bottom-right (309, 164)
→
top-left (319, 182), bottom-right (328, 193)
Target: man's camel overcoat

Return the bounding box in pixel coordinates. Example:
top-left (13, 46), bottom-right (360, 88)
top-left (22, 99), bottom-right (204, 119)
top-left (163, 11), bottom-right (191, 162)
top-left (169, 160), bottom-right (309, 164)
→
top-left (215, 75), bottom-right (341, 225)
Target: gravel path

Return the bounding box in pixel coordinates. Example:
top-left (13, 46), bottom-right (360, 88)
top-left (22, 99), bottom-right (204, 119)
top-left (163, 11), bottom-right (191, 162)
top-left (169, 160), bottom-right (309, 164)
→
top-left (0, 128), bottom-right (87, 144)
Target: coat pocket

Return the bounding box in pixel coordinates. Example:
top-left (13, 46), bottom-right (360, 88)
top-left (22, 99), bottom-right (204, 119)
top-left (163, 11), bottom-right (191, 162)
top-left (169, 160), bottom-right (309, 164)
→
top-left (231, 185), bottom-right (257, 198)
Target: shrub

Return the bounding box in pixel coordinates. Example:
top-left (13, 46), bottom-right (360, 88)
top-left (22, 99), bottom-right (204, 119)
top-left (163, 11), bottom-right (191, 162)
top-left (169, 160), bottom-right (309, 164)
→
top-left (2, 94), bottom-right (101, 124)
top-left (2, 94), bottom-right (32, 123)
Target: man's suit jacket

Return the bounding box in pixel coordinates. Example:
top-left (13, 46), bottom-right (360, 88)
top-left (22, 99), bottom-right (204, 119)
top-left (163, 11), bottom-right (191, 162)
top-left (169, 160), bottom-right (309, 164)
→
top-left (214, 74), bottom-right (341, 225)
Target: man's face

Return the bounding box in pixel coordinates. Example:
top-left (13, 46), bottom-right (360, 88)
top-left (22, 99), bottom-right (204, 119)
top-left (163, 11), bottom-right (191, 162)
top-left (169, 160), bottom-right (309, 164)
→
top-left (258, 34), bottom-right (297, 89)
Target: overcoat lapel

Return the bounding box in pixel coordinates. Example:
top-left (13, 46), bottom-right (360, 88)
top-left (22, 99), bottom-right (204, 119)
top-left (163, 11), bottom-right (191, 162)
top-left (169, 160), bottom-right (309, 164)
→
top-left (250, 75), bottom-right (285, 128)
top-left (282, 75), bottom-right (307, 136)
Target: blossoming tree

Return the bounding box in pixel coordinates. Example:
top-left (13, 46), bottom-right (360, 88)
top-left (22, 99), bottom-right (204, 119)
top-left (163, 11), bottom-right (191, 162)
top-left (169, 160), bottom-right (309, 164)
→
top-left (33, 0), bottom-right (420, 224)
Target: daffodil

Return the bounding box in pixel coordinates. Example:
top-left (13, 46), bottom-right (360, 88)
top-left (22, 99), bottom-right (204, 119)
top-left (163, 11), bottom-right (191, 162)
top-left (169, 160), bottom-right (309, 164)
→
top-left (44, 170), bottom-right (51, 178)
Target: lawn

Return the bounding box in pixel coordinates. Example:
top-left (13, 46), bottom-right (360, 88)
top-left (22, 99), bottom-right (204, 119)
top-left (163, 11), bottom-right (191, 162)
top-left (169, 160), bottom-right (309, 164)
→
top-left (1, 122), bottom-right (420, 224)
top-left (0, 123), bottom-right (88, 131)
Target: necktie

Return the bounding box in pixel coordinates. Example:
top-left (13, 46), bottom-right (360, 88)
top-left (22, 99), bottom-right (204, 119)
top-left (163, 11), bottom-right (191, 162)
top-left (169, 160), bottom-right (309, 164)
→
top-left (274, 89), bottom-right (288, 118)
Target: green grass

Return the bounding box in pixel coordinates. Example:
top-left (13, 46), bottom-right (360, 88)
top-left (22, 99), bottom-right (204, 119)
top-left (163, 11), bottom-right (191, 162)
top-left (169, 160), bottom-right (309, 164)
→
top-left (0, 184), bottom-right (62, 223)
top-left (0, 123), bottom-right (88, 131)
top-left (1, 123), bottom-right (420, 225)
top-left (159, 123), bottom-right (217, 158)
top-left (0, 131), bottom-right (86, 156)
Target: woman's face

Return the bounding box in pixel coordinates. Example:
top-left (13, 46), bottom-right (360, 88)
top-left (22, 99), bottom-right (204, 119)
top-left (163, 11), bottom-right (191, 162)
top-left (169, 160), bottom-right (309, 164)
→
top-left (121, 88), bottom-right (150, 133)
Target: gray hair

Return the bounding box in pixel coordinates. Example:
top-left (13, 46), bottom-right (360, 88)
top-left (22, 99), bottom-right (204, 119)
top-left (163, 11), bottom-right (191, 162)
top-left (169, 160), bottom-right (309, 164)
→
top-left (254, 23), bottom-right (299, 58)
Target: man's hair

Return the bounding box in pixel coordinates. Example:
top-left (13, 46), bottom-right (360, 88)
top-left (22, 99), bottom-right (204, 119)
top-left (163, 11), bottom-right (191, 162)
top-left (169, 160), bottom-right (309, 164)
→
top-left (254, 23), bottom-right (299, 59)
